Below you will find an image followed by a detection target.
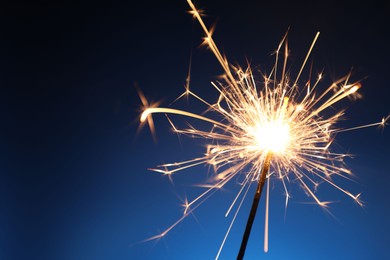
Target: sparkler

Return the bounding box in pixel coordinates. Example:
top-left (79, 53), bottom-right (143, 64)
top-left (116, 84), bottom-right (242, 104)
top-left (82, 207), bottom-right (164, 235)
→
top-left (139, 0), bottom-right (388, 258)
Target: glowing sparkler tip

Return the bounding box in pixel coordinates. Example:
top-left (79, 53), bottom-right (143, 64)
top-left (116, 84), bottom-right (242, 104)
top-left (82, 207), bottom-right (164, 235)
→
top-left (253, 121), bottom-right (290, 153)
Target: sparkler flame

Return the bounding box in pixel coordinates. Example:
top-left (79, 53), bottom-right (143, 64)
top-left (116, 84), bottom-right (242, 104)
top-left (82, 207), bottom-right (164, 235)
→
top-left (139, 0), bottom-right (388, 258)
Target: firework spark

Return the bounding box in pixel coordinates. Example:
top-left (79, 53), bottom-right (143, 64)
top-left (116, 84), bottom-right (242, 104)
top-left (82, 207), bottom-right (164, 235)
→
top-left (139, 0), bottom-right (387, 258)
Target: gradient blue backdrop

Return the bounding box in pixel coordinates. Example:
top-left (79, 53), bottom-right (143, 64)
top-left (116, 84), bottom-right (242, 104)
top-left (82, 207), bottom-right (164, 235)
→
top-left (1, 1), bottom-right (389, 259)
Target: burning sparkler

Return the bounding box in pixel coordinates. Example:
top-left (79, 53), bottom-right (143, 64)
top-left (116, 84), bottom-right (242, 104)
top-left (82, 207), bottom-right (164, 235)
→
top-left (139, 0), bottom-right (387, 258)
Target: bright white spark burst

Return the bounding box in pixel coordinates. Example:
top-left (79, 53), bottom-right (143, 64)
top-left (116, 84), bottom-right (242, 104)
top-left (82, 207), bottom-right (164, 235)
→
top-left (139, 0), bottom-right (388, 258)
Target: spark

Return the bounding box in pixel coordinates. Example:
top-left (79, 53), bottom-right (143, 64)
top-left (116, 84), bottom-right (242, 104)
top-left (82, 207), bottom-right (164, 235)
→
top-left (139, 0), bottom-right (387, 258)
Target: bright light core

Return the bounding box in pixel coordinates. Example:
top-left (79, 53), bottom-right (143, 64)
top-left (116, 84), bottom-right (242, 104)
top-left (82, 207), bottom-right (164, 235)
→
top-left (254, 120), bottom-right (290, 153)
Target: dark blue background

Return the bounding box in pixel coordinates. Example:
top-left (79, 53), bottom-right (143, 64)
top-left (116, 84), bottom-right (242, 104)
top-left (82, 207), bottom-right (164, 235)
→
top-left (1, 1), bottom-right (389, 259)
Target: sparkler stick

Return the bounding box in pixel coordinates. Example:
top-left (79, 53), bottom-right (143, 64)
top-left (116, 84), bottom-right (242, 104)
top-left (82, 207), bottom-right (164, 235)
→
top-left (237, 152), bottom-right (272, 260)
